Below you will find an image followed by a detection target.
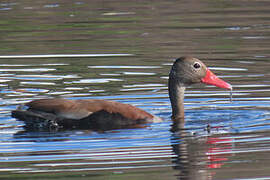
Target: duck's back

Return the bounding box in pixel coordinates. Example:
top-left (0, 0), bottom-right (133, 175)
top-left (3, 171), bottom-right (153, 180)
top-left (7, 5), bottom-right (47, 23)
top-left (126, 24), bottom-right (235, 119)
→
top-left (12, 98), bottom-right (161, 131)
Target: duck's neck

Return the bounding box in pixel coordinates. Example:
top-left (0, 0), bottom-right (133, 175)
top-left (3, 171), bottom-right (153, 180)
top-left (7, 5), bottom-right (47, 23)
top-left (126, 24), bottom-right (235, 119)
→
top-left (168, 76), bottom-right (186, 121)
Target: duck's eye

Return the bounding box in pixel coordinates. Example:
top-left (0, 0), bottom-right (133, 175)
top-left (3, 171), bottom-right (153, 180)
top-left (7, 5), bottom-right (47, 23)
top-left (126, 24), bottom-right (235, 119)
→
top-left (193, 62), bottom-right (201, 69)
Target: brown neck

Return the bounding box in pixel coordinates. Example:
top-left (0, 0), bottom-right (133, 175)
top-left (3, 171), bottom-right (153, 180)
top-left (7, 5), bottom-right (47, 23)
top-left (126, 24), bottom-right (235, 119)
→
top-left (168, 76), bottom-right (186, 122)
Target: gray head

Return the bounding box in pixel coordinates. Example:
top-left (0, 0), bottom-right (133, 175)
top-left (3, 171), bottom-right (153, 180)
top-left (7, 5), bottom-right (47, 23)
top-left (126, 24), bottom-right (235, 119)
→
top-left (169, 56), bottom-right (208, 87)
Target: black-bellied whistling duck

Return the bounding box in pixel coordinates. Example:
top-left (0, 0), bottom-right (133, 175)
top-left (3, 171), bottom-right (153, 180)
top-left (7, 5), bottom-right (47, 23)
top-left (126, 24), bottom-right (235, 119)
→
top-left (11, 56), bottom-right (232, 131)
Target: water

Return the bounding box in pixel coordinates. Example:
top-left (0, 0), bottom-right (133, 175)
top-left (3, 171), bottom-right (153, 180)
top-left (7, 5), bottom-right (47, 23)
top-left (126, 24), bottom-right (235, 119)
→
top-left (1, 0), bottom-right (270, 179)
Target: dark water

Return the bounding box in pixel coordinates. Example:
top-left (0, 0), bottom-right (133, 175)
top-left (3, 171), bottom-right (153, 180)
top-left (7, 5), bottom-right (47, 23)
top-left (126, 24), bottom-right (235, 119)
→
top-left (1, 0), bottom-right (270, 179)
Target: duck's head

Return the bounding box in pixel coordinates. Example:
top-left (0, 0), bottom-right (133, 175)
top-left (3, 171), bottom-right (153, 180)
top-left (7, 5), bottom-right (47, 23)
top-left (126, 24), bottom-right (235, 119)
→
top-left (169, 56), bottom-right (232, 90)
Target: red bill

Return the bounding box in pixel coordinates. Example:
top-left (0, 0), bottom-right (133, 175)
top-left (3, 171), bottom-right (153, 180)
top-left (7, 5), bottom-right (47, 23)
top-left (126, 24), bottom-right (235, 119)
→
top-left (201, 69), bottom-right (232, 90)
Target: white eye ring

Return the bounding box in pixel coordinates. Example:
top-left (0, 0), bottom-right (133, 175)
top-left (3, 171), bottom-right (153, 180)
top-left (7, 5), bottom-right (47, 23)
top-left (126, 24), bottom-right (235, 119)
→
top-left (193, 62), bottom-right (201, 69)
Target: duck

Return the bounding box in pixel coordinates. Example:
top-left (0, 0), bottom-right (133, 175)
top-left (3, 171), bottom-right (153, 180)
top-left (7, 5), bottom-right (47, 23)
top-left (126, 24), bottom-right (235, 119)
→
top-left (11, 56), bottom-right (232, 131)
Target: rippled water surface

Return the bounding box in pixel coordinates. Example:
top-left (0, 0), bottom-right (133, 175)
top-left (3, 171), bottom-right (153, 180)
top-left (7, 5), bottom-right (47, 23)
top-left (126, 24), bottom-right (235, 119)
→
top-left (1, 0), bottom-right (270, 179)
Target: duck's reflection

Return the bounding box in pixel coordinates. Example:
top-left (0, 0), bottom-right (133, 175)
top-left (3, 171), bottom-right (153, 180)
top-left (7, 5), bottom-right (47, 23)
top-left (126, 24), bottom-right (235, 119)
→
top-left (171, 119), bottom-right (209, 179)
top-left (170, 119), bottom-right (233, 180)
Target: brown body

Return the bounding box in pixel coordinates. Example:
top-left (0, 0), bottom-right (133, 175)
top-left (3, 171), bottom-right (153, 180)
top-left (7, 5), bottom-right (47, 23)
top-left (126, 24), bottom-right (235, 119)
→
top-left (26, 99), bottom-right (154, 120)
top-left (12, 99), bottom-right (161, 131)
